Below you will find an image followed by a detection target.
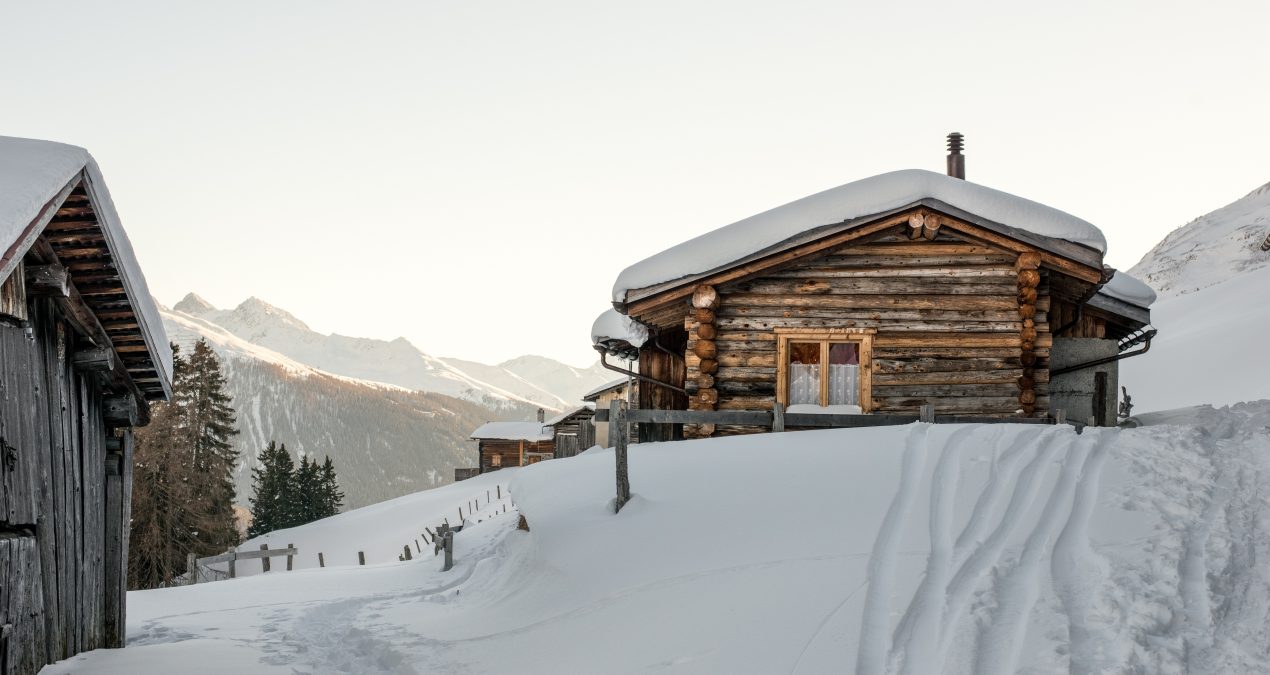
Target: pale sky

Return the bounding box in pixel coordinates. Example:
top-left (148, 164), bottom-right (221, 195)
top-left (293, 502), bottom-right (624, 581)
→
top-left (3, 1), bottom-right (1269, 367)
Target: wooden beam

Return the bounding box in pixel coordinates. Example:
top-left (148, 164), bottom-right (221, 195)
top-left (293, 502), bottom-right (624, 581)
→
top-left (73, 346), bottom-right (120, 373)
top-left (103, 396), bottom-right (140, 427)
top-left (0, 259), bottom-right (27, 322)
top-left (24, 263), bottom-right (70, 298)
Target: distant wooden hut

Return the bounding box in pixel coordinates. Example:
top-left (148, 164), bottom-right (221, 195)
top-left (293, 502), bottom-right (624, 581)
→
top-left (601, 135), bottom-right (1154, 438)
top-left (581, 377), bottom-right (635, 443)
top-left (0, 137), bottom-right (172, 673)
top-left (543, 405), bottom-right (596, 459)
top-left (463, 406), bottom-right (597, 477)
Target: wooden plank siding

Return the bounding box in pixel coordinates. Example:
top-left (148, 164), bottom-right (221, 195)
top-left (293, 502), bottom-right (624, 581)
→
top-left (0, 296), bottom-right (126, 673)
top-left (681, 235), bottom-right (1053, 435)
top-left (478, 439), bottom-right (554, 473)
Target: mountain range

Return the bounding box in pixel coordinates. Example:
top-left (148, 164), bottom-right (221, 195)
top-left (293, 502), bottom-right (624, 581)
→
top-left (162, 294), bottom-right (613, 509)
top-left (1122, 179), bottom-right (1270, 411)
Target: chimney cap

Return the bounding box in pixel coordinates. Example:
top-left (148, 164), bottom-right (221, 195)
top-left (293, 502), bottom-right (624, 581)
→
top-left (946, 132), bottom-right (965, 179)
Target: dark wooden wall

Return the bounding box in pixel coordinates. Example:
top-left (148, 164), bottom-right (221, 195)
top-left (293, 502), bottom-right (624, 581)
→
top-left (478, 439), bottom-right (554, 473)
top-left (0, 298), bottom-right (130, 674)
top-left (681, 235), bottom-right (1053, 434)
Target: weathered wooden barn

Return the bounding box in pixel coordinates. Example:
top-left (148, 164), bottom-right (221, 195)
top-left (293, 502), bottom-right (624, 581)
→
top-left (543, 406), bottom-right (596, 459)
top-left (582, 377), bottom-right (635, 443)
top-left (0, 137), bottom-right (172, 673)
top-left (600, 136), bottom-right (1154, 438)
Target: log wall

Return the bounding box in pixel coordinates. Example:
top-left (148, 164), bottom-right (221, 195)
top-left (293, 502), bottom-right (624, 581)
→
top-left (0, 297), bottom-right (127, 674)
top-left (682, 237), bottom-right (1053, 435)
top-left (478, 439), bottom-right (554, 473)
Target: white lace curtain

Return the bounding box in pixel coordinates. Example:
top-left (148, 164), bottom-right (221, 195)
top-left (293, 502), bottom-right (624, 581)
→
top-left (789, 364), bottom-right (860, 406)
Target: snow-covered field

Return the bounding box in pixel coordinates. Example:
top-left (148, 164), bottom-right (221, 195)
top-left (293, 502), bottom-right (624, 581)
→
top-left (44, 403), bottom-right (1270, 674)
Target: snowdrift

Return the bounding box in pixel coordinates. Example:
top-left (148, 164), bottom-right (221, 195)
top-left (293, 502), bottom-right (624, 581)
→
top-left (46, 405), bottom-right (1270, 674)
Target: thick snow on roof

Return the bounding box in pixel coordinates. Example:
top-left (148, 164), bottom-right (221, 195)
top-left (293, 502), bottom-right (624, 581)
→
top-left (1100, 271), bottom-right (1157, 308)
top-left (590, 309), bottom-right (648, 347)
top-left (470, 421), bottom-right (552, 442)
top-left (613, 169), bottom-right (1108, 302)
top-left (0, 136), bottom-right (173, 391)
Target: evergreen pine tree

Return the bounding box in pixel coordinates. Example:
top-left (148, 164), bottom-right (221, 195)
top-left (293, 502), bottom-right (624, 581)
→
top-left (293, 456), bottom-right (322, 524)
top-left (319, 456), bottom-right (344, 518)
top-left (176, 339), bottom-right (241, 554)
top-left (246, 441), bottom-right (296, 538)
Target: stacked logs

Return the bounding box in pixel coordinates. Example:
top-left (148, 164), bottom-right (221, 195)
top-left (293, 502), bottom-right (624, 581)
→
top-left (1015, 251), bottom-right (1042, 416)
top-left (906, 212), bottom-right (941, 240)
top-left (690, 284), bottom-right (719, 436)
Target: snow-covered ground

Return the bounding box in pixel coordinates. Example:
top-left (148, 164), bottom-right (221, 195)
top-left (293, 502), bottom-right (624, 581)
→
top-left (44, 403), bottom-right (1270, 674)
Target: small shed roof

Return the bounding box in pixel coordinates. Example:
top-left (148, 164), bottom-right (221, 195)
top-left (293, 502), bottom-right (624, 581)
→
top-left (0, 136), bottom-right (172, 399)
top-left (543, 405), bottom-right (594, 427)
top-left (612, 169), bottom-right (1108, 303)
top-left (582, 377), bottom-right (630, 401)
top-left (470, 421), bottom-right (552, 442)
top-left (1099, 271), bottom-right (1156, 309)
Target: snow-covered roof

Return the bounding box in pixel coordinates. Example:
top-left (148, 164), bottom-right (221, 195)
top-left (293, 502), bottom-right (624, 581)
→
top-left (1099, 271), bottom-right (1156, 309)
top-left (543, 405), bottom-right (594, 427)
top-left (470, 421), bottom-right (552, 442)
top-left (0, 136), bottom-right (172, 398)
top-left (582, 376), bottom-right (630, 401)
top-left (591, 309), bottom-right (648, 347)
top-left (613, 169), bottom-right (1108, 302)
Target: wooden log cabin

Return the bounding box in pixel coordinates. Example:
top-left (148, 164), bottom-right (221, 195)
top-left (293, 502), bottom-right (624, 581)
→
top-left (0, 137), bottom-right (172, 673)
top-left (466, 407), bottom-right (597, 475)
top-left (602, 135), bottom-right (1155, 439)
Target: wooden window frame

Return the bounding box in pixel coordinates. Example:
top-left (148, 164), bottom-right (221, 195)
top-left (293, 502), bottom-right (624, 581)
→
top-left (775, 328), bottom-right (875, 412)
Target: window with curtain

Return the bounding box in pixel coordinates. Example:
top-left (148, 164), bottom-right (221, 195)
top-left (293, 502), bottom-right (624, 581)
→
top-left (777, 331), bottom-right (872, 411)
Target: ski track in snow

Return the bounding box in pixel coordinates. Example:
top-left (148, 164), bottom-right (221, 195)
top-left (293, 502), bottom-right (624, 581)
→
top-left (856, 424), bottom-right (930, 675)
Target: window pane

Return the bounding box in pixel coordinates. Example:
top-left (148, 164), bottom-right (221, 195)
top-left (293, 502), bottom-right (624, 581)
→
top-left (788, 342), bottom-right (821, 406)
top-left (828, 342), bottom-right (860, 406)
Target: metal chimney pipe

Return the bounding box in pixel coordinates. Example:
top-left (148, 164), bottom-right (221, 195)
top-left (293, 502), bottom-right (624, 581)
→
top-left (946, 132), bottom-right (965, 179)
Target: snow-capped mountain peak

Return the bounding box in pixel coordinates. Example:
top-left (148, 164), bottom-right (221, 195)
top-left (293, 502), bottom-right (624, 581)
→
top-left (1129, 180), bottom-right (1270, 299)
top-left (173, 291), bottom-right (217, 316)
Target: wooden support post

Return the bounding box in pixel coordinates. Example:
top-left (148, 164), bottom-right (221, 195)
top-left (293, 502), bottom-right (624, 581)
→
top-left (1055, 409), bottom-right (1067, 425)
top-left (443, 531), bottom-right (454, 572)
top-left (608, 399), bottom-right (621, 448)
top-left (228, 551), bottom-right (236, 578)
top-left (187, 553), bottom-right (197, 585)
top-left (286, 543), bottom-right (294, 571)
top-left (24, 263), bottom-right (70, 298)
top-left (772, 401), bottom-right (785, 433)
top-left (614, 400), bottom-right (631, 513)
top-left (260, 544), bottom-right (271, 573)
top-left (497, 485), bottom-right (501, 499)
top-left (1094, 372), bottom-right (1108, 427)
top-left (318, 552), bottom-right (325, 568)
top-left (358, 551), bottom-right (366, 566)
top-left (415, 539), bottom-right (421, 552)
top-left (920, 403), bottom-right (935, 423)
top-left (403, 545), bottom-right (413, 561)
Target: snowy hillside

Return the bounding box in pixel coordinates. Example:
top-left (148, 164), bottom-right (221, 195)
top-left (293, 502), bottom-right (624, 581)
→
top-left (1118, 181), bottom-right (1270, 411)
top-left (438, 355), bottom-right (610, 411)
top-left (163, 310), bottom-right (539, 509)
top-left (173, 293), bottom-right (611, 410)
top-left (48, 404), bottom-right (1270, 674)
top-left (1129, 180), bottom-right (1270, 298)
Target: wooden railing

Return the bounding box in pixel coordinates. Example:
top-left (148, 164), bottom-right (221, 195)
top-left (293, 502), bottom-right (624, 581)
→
top-left (186, 544), bottom-right (298, 584)
top-left (593, 403), bottom-right (1058, 433)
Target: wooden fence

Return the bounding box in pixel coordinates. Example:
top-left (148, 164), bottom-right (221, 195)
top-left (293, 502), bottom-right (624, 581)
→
top-left (594, 402), bottom-right (1058, 442)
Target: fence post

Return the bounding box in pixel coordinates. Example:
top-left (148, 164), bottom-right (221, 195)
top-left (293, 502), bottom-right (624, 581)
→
top-left (614, 400), bottom-right (631, 513)
top-left (772, 401), bottom-right (785, 433)
top-left (318, 552), bottom-right (325, 568)
top-left (286, 544), bottom-right (294, 571)
top-left (415, 539), bottom-right (421, 553)
top-left (358, 551), bottom-right (366, 566)
top-left (443, 531), bottom-right (454, 572)
top-left (260, 544), bottom-right (271, 573)
top-left (1055, 408), bottom-right (1066, 425)
top-left (920, 403), bottom-right (935, 423)
top-left (403, 545), bottom-right (413, 561)
top-left (187, 552), bottom-right (197, 585)
top-left (497, 485), bottom-right (501, 499)
top-left (228, 550), bottom-right (236, 579)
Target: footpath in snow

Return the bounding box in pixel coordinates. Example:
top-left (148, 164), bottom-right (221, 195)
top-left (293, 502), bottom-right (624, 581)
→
top-left (43, 402), bottom-right (1270, 674)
